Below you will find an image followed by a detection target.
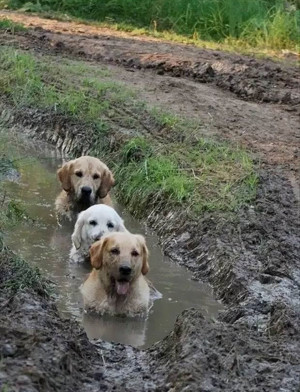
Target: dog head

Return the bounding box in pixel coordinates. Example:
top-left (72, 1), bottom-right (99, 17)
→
top-left (89, 232), bottom-right (149, 296)
top-left (57, 156), bottom-right (114, 208)
top-left (72, 204), bottom-right (127, 250)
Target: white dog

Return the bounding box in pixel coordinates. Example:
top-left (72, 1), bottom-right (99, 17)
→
top-left (70, 204), bottom-right (127, 263)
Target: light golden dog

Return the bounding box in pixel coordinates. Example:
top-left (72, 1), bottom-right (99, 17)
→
top-left (55, 156), bottom-right (114, 221)
top-left (80, 232), bottom-right (150, 316)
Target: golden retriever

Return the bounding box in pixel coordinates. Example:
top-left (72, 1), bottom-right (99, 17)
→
top-left (80, 232), bottom-right (150, 317)
top-left (55, 156), bottom-right (114, 221)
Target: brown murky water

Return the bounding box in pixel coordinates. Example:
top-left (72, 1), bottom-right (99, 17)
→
top-left (1, 128), bottom-right (222, 348)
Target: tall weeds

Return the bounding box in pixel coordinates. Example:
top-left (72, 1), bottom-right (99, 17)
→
top-left (6, 0), bottom-right (300, 50)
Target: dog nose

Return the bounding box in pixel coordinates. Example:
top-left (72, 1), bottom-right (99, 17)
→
top-left (119, 265), bottom-right (132, 275)
top-left (81, 186), bottom-right (92, 195)
top-left (93, 233), bottom-right (103, 241)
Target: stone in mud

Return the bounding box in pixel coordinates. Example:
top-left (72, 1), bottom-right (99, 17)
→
top-left (2, 343), bottom-right (17, 357)
top-left (17, 375), bottom-right (32, 385)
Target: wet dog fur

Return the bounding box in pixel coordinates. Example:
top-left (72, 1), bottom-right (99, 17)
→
top-left (55, 156), bottom-right (114, 222)
top-left (80, 232), bottom-right (150, 316)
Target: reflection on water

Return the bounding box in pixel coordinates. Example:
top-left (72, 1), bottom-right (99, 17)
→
top-left (84, 313), bottom-right (147, 347)
top-left (1, 128), bottom-right (222, 348)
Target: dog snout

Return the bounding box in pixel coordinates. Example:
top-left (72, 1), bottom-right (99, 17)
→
top-left (119, 265), bottom-right (132, 275)
top-left (81, 186), bottom-right (92, 196)
top-left (93, 233), bottom-right (103, 242)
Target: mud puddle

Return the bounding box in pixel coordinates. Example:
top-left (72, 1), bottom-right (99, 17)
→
top-left (1, 126), bottom-right (222, 348)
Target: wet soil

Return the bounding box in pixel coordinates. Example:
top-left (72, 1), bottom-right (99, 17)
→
top-left (0, 10), bottom-right (300, 392)
top-left (0, 246), bottom-right (101, 392)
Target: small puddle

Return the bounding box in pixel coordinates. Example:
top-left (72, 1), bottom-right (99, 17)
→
top-left (1, 127), bottom-right (222, 348)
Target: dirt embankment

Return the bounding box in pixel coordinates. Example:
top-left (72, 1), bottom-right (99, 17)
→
top-left (0, 243), bottom-right (100, 392)
top-left (0, 11), bottom-right (300, 391)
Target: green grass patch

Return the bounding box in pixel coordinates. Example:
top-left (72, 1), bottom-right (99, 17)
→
top-left (0, 159), bottom-right (50, 295)
top-left (0, 156), bottom-right (16, 179)
top-left (3, 0), bottom-right (300, 51)
top-left (0, 236), bottom-right (51, 295)
top-left (0, 196), bottom-right (50, 295)
top-left (0, 188), bottom-right (33, 230)
top-left (0, 47), bottom-right (139, 129)
top-left (0, 46), bottom-right (258, 215)
top-left (101, 137), bottom-right (258, 215)
top-left (4, 199), bottom-right (28, 221)
top-left (0, 17), bottom-right (26, 32)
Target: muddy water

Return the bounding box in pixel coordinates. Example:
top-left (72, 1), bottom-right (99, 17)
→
top-left (1, 128), bottom-right (222, 348)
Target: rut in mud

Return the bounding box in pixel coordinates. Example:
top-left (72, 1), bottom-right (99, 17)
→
top-left (0, 10), bottom-right (300, 392)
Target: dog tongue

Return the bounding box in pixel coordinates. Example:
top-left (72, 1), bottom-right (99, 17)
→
top-left (116, 281), bottom-right (130, 295)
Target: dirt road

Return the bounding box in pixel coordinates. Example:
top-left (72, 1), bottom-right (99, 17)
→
top-left (0, 10), bottom-right (299, 171)
top-left (0, 10), bottom-right (300, 392)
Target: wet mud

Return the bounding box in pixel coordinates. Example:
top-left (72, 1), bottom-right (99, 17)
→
top-left (0, 11), bottom-right (300, 391)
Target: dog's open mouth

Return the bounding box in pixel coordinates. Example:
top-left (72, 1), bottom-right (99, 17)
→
top-left (115, 279), bottom-right (130, 296)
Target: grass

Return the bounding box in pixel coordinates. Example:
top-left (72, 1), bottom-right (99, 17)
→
top-left (0, 126), bottom-right (52, 297)
top-left (0, 17), bottom-right (26, 32)
top-left (0, 157), bottom-right (28, 228)
top-left (104, 137), bottom-right (258, 215)
top-left (0, 183), bottom-right (32, 231)
top-left (3, 0), bottom-right (300, 52)
top-left (0, 153), bottom-right (50, 296)
top-left (0, 235), bottom-right (51, 295)
top-left (0, 193), bottom-right (50, 295)
top-left (0, 156), bottom-right (16, 178)
top-left (0, 47), bottom-right (139, 128)
top-left (0, 46), bottom-right (258, 215)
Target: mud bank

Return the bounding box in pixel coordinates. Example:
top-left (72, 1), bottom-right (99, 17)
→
top-left (0, 243), bottom-right (100, 392)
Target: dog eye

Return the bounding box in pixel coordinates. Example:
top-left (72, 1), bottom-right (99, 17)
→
top-left (107, 222), bottom-right (114, 229)
top-left (93, 173), bottom-right (100, 180)
top-left (89, 220), bottom-right (97, 226)
top-left (131, 250), bottom-right (139, 257)
top-left (75, 171), bottom-right (83, 177)
top-left (110, 247), bottom-right (120, 255)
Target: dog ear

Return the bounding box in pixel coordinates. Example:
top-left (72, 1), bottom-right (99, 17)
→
top-left (98, 168), bottom-right (115, 199)
top-left (136, 235), bottom-right (149, 275)
top-left (71, 212), bottom-right (85, 250)
top-left (57, 161), bottom-right (73, 192)
top-left (90, 238), bottom-right (108, 269)
top-left (118, 220), bottom-right (128, 233)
